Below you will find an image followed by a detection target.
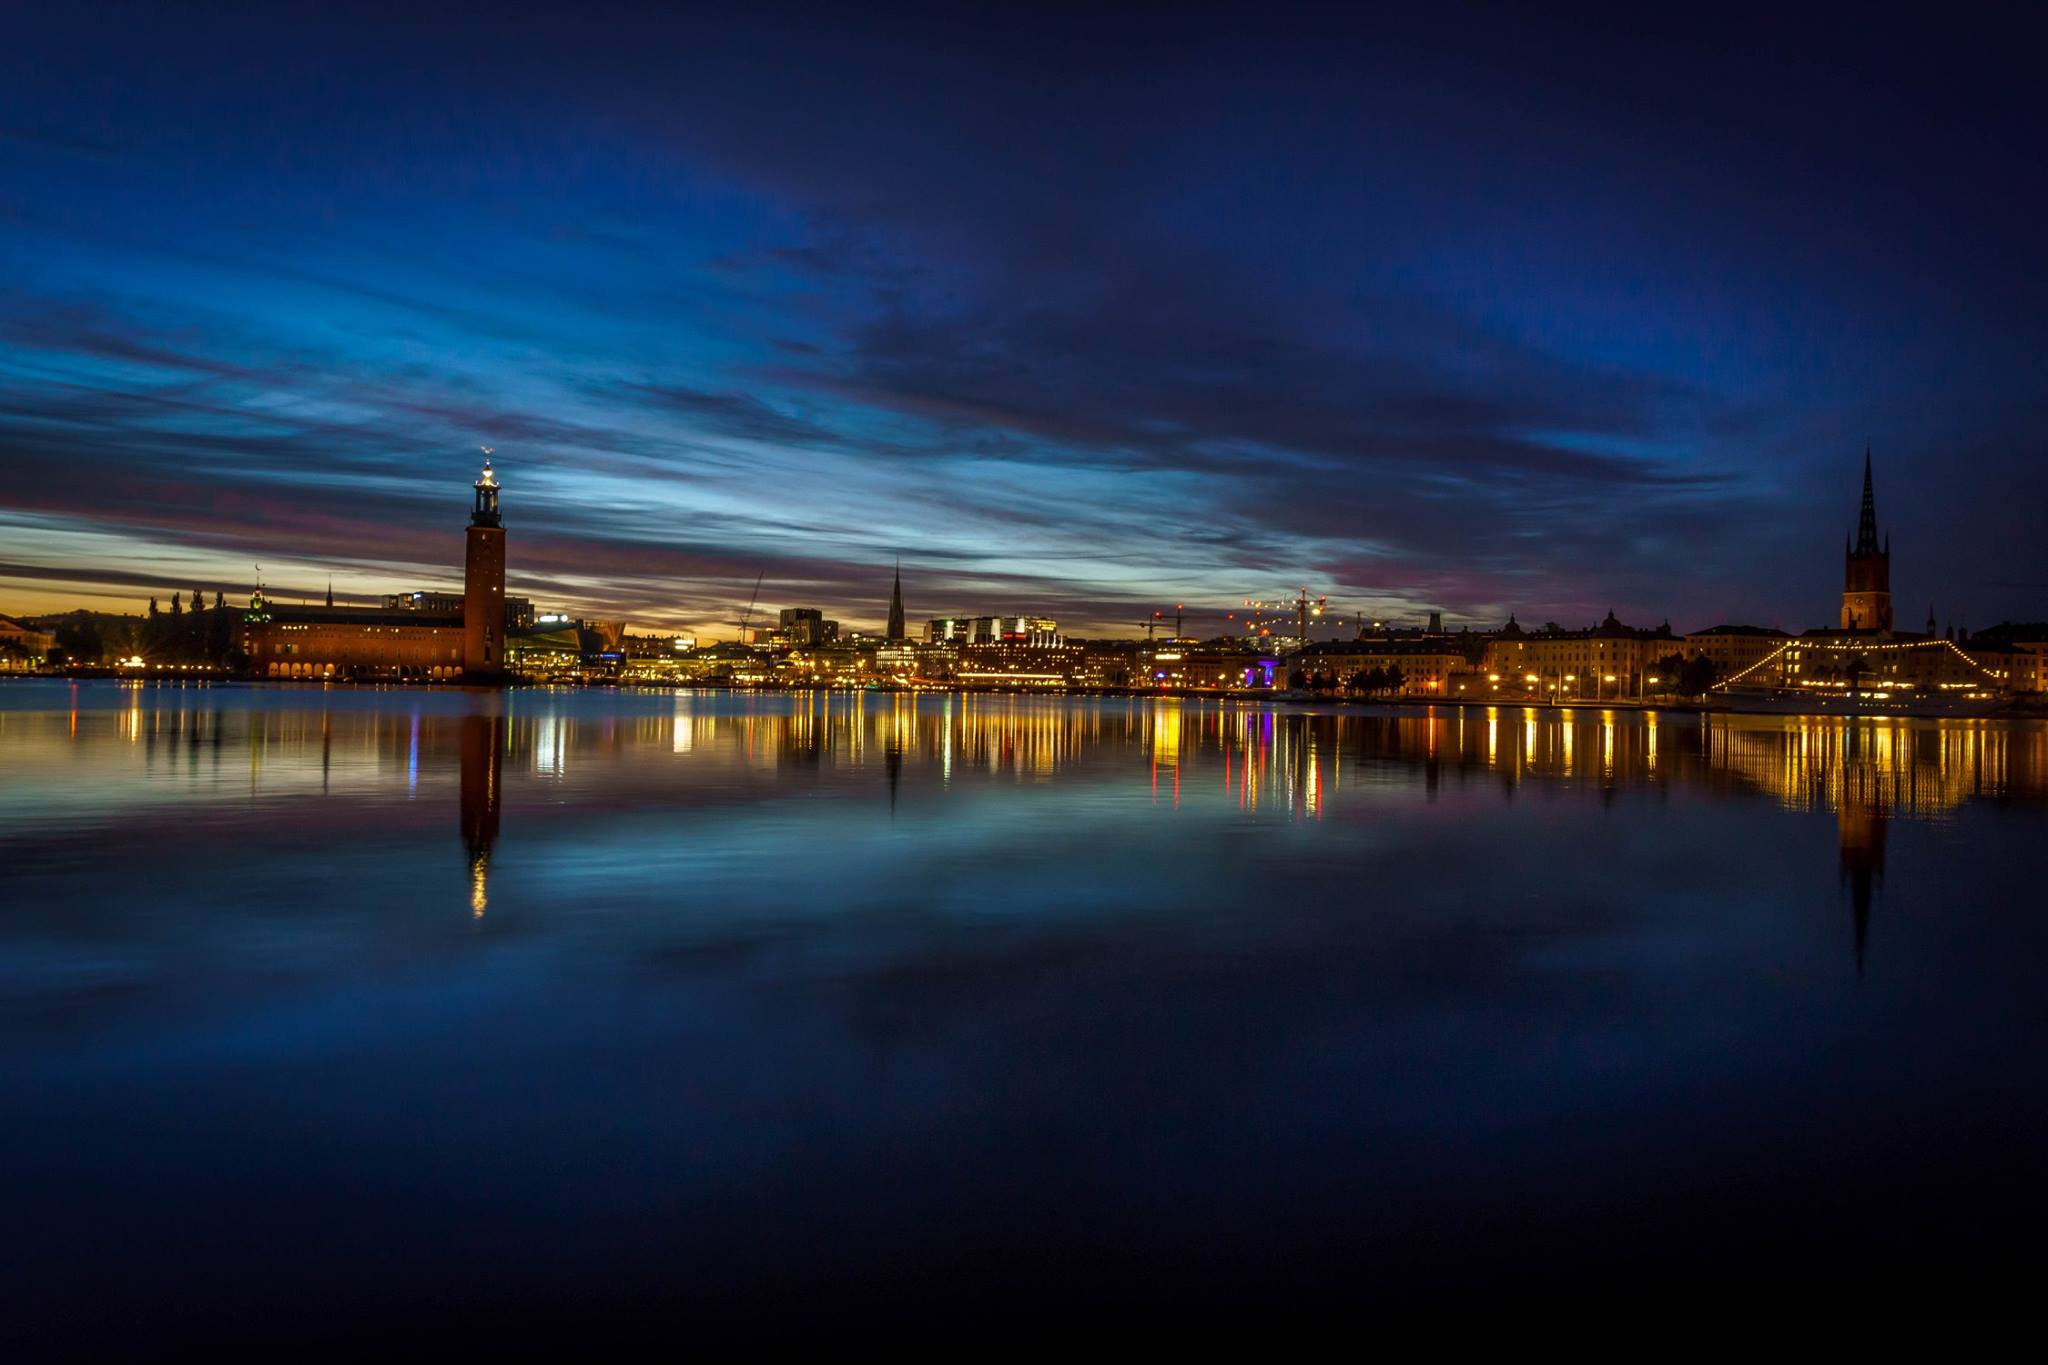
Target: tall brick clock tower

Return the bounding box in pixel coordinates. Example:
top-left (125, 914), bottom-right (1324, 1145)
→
top-left (1840, 449), bottom-right (1892, 634)
top-left (465, 454), bottom-right (507, 680)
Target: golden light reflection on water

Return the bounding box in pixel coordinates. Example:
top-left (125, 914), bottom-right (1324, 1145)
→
top-left (8, 687), bottom-right (2047, 832)
top-left (4, 686), bottom-right (2046, 967)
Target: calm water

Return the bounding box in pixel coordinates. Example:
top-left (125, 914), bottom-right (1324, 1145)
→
top-left (3, 679), bottom-right (2043, 1344)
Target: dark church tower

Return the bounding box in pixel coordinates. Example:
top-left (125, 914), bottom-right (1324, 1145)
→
top-left (465, 457), bottom-right (507, 679)
top-left (886, 560), bottom-right (906, 641)
top-left (1840, 449), bottom-right (1892, 633)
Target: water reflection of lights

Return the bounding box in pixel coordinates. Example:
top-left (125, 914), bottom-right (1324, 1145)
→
top-left (533, 713), bottom-right (565, 775)
top-left (1706, 715), bottom-right (2030, 818)
top-left (24, 690), bottom-right (2048, 837)
top-left (460, 714), bottom-right (502, 921)
top-left (14, 689), bottom-right (2046, 973)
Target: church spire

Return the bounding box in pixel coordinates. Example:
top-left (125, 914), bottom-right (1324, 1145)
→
top-left (1840, 447), bottom-right (1893, 633)
top-left (1854, 446), bottom-right (1880, 555)
top-left (886, 559), bottom-right (906, 641)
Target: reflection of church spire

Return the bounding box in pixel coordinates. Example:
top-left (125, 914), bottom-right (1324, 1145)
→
top-left (459, 714), bottom-right (504, 919)
top-left (1837, 797), bottom-right (1885, 978)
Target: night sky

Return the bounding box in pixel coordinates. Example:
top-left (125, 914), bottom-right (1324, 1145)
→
top-left (3, 3), bottom-right (2043, 637)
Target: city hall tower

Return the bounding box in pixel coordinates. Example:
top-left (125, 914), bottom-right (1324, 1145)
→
top-left (465, 456), bottom-right (507, 678)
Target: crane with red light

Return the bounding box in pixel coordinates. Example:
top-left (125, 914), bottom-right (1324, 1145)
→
top-left (1134, 604), bottom-right (1190, 641)
top-left (1237, 588), bottom-right (1330, 647)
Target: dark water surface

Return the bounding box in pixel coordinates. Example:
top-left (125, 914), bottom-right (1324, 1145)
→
top-left (3, 680), bottom-right (2043, 1345)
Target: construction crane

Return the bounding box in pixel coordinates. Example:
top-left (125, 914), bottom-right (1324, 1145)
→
top-left (726, 571), bottom-right (765, 643)
top-left (1134, 605), bottom-right (1188, 641)
top-left (1290, 588), bottom-right (1329, 644)
top-left (1238, 589), bottom-right (1329, 646)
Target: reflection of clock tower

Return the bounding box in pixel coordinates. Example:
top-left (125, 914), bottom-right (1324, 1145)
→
top-left (465, 457), bottom-right (507, 679)
top-left (460, 713), bottom-right (503, 917)
top-left (1840, 450), bottom-right (1892, 633)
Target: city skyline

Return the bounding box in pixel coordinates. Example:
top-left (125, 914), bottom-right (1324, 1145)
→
top-left (4, 6), bottom-right (2046, 638)
top-left (5, 450), bottom-right (2022, 651)
top-left (6, 7), bottom-right (2044, 1341)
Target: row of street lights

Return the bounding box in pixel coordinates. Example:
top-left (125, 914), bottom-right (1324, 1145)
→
top-left (1482, 670), bottom-right (1663, 703)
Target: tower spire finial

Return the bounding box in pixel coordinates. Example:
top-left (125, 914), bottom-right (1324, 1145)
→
top-left (471, 449), bottom-right (502, 527)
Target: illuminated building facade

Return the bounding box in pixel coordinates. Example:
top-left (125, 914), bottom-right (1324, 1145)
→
top-left (1294, 639), bottom-right (1474, 694)
top-left (1482, 612), bottom-right (1680, 699)
top-left (956, 641), bottom-right (1085, 688)
top-left (1137, 642), bottom-right (1277, 690)
top-left (774, 644), bottom-right (873, 686)
top-left (927, 615), bottom-right (1060, 645)
top-left (777, 607), bottom-right (838, 646)
top-left (242, 600), bottom-right (468, 679)
top-left (243, 459), bottom-right (514, 681)
top-left (1684, 624), bottom-right (1793, 678)
top-left (1736, 633), bottom-right (2015, 699)
top-left (873, 641), bottom-right (920, 681)
top-left (0, 614), bottom-right (56, 671)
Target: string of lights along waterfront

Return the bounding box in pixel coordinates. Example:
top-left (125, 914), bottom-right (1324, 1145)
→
top-left (4, 452), bottom-right (2042, 716)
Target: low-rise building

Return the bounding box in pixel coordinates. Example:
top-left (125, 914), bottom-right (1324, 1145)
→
top-left (244, 598), bottom-right (469, 679)
top-left (1293, 638), bottom-right (1477, 695)
top-left (776, 645), bottom-right (872, 687)
top-left (1137, 642), bottom-right (1277, 691)
top-left (1684, 624), bottom-right (1793, 679)
top-left (955, 641), bottom-right (1082, 688)
top-left (1481, 612), bottom-right (1680, 701)
top-left (0, 614), bottom-right (56, 671)
top-left (1725, 631), bottom-right (2012, 700)
top-left (1959, 623), bottom-right (2048, 693)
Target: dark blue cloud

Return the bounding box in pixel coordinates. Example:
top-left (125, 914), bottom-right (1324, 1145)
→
top-left (0, 2), bottom-right (2042, 634)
